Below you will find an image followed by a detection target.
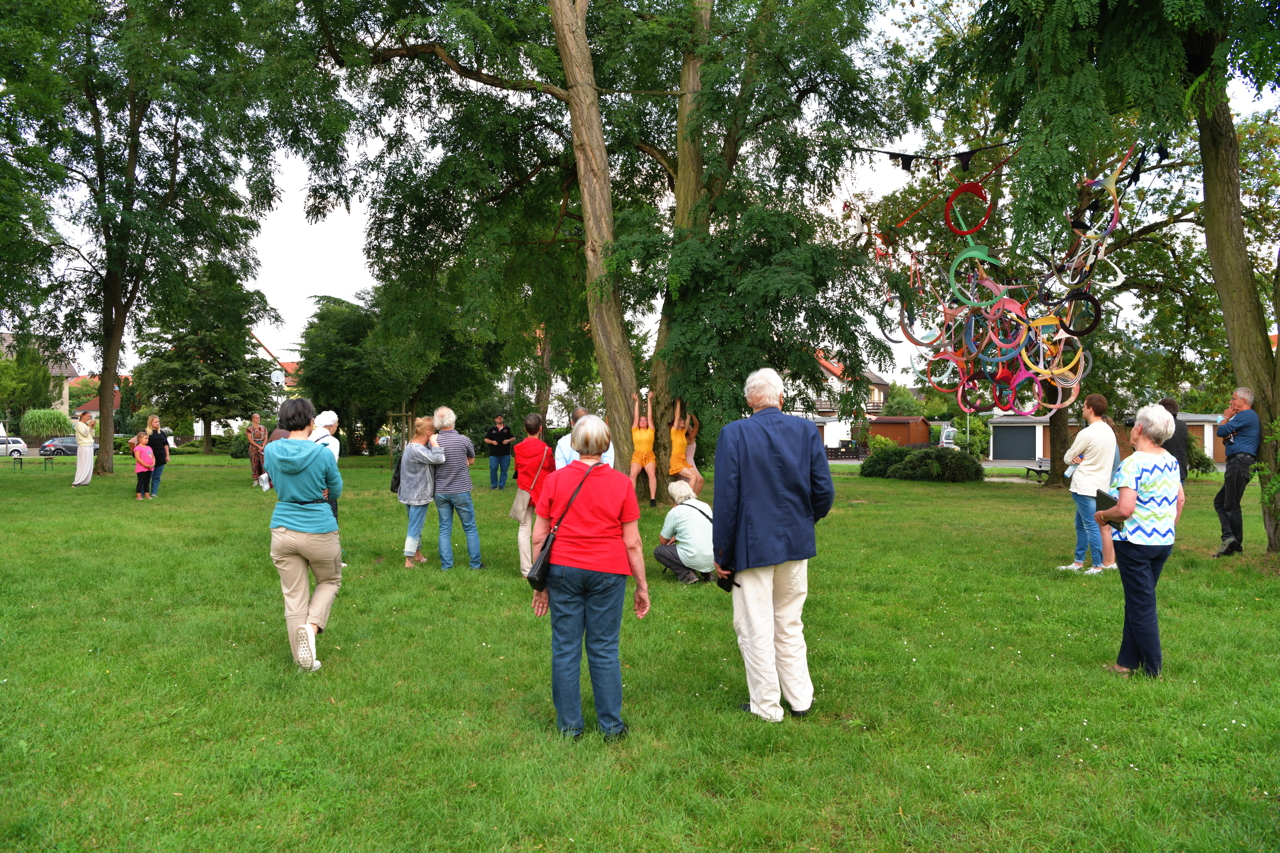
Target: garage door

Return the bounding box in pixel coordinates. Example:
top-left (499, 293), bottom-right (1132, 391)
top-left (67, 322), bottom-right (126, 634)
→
top-left (992, 425), bottom-right (1036, 460)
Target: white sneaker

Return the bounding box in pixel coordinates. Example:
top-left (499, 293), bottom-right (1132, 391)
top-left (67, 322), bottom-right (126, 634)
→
top-left (1083, 567), bottom-right (1104, 575)
top-left (296, 624), bottom-right (317, 670)
top-left (307, 660), bottom-right (322, 672)
top-left (1057, 564), bottom-right (1084, 571)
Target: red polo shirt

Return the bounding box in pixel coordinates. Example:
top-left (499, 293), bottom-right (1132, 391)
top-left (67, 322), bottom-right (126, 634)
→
top-left (535, 461), bottom-right (639, 575)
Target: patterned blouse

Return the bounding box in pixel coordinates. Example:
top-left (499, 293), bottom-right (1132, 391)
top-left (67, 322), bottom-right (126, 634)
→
top-left (247, 423), bottom-right (267, 451)
top-left (1111, 450), bottom-right (1180, 546)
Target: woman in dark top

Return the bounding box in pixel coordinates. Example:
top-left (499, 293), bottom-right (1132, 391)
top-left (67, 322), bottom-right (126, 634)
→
top-left (1158, 398), bottom-right (1189, 482)
top-left (145, 416), bottom-right (171, 497)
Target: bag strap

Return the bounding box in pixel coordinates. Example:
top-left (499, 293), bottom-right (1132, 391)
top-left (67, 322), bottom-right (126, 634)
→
top-left (549, 464), bottom-right (596, 534)
top-left (528, 445), bottom-right (550, 492)
top-left (681, 503), bottom-right (713, 524)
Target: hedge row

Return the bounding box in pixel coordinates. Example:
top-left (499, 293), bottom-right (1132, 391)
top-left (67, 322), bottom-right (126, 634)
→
top-left (860, 446), bottom-right (984, 483)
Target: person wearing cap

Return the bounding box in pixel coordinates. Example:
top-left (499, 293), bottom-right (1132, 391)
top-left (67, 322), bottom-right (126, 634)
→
top-left (310, 411), bottom-right (341, 525)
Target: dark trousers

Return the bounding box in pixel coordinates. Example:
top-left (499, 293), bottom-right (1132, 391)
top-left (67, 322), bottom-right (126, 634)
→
top-left (136, 471), bottom-right (152, 495)
top-left (653, 542), bottom-right (702, 583)
top-left (1115, 540), bottom-right (1173, 677)
top-left (1213, 453), bottom-right (1254, 544)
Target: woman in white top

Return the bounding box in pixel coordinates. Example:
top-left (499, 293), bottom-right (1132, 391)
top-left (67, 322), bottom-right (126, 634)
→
top-left (311, 411), bottom-right (341, 526)
top-left (1060, 393), bottom-right (1118, 571)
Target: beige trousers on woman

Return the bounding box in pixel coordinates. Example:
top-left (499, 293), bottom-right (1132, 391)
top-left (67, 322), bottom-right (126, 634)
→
top-left (517, 503), bottom-right (537, 577)
top-left (270, 527), bottom-right (342, 666)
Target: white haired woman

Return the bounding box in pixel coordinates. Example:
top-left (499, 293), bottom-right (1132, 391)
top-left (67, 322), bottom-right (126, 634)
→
top-left (654, 479), bottom-right (715, 584)
top-left (399, 416), bottom-right (446, 568)
top-left (531, 415), bottom-right (650, 739)
top-left (1094, 404), bottom-right (1185, 678)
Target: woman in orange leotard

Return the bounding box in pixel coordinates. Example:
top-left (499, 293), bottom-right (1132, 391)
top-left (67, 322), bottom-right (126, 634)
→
top-left (669, 398), bottom-right (704, 494)
top-left (630, 392), bottom-right (658, 507)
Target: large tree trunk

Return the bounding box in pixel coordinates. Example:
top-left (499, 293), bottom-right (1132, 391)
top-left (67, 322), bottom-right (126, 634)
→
top-left (535, 336), bottom-right (554, 420)
top-left (647, 0), bottom-right (713, 496)
top-left (202, 415), bottom-right (214, 453)
top-left (1192, 62), bottom-right (1279, 550)
top-left (93, 288), bottom-right (126, 475)
top-left (547, 0), bottom-right (637, 471)
top-left (1045, 405), bottom-right (1070, 487)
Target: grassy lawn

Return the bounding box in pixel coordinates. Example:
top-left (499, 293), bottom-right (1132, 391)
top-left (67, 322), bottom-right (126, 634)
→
top-left (2, 456), bottom-right (1277, 851)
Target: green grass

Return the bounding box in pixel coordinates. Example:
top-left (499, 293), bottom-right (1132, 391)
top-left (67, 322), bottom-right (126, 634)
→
top-left (2, 457), bottom-right (1277, 851)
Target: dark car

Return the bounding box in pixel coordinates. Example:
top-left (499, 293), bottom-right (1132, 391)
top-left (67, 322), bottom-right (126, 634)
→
top-left (40, 436), bottom-right (98, 456)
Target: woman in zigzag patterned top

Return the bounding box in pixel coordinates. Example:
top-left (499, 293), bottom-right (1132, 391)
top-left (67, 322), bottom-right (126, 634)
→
top-left (1094, 404), bottom-right (1186, 678)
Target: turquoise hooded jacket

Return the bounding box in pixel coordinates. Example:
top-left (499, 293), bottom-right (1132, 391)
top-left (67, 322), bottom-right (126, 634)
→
top-left (265, 438), bottom-right (343, 533)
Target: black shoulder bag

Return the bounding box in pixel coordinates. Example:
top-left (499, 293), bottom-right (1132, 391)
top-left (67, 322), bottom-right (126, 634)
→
top-left (527, 465), bottom-right (596, 591)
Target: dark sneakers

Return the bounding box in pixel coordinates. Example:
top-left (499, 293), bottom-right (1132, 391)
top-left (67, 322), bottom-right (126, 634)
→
top-left (790, 705), bottom-right (813, 719)
top-left (1211, 539), bottom-right (1242, 558)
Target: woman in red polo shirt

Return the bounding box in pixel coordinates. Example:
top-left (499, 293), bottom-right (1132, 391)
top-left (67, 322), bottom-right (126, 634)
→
top-left (513, 413), bottom-right (556, 577)
top-left (531, 415), bottom-right (650, 740)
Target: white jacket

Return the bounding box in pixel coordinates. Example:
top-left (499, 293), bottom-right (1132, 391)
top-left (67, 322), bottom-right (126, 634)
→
top-left (1064, 420), bottom-right (1118, 497)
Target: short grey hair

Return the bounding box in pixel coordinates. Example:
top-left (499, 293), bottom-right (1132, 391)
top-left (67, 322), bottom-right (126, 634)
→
top-left (570, 406), bottom-right (589, 425)
top-left (744, 367), bottom-right (785, 409)
top-left (433, 406), bottom-right (457, 430)
top-left (1134, 403), bottom-right (1175, 446)
top-left (667, 480), bottom-right (696, 505)
top-left (571, 414), bottom-right (611, 456)
top-left (1233, 387), bottom-right (1255, 406)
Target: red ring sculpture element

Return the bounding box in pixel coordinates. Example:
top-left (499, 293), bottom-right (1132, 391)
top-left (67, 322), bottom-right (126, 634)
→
top-left (945, 182), bottom-right (995, 237)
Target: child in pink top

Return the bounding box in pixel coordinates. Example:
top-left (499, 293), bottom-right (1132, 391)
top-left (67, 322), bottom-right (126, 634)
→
top-left (133, 431), bottom-right (155, 500)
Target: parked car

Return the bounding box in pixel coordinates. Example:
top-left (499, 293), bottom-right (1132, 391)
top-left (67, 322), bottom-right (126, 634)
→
top-left (2, 436), bottom-right (27, 457)
top-left (40, 436), bottom-right (98, 456)
top-left (938, 427), bottom-right (958, 449)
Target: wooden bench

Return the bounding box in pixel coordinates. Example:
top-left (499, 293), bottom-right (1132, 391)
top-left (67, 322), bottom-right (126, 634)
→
top-left (1024, 458), bottom-right (1050, 481)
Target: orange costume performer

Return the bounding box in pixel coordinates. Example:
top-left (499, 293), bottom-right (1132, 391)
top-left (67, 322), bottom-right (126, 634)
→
top-left (631, 427), bottom-right (656, 467)
top-left (669, 427), bottom-right (690, 475)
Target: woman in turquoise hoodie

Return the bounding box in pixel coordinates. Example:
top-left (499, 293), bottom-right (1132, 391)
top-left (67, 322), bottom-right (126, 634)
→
top-left (264, 398), bottom-right (344, 671)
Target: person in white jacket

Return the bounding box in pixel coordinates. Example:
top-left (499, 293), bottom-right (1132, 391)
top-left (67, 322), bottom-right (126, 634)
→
top-left (1061, 394), bottom-right (1118, 572)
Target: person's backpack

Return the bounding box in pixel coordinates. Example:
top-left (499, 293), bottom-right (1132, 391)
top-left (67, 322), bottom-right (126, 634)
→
top-left (389, 452), bottom-right (403, 493)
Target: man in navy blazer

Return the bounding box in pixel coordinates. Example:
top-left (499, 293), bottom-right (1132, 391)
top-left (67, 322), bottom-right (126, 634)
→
top-left (714, 367), bottom-right (835, 721)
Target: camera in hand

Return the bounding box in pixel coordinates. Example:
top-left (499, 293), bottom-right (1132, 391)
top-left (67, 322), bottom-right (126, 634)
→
top-left (1124, 418), bottom-right (1136, 428)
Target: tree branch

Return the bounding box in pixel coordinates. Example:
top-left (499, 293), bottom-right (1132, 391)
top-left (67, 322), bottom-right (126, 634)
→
top-left (370, 42), bottom-right (569, 103)
top-left (636, 142), bottom-right (677, 181)
top-left (483, 158), bottom-right (559, 204)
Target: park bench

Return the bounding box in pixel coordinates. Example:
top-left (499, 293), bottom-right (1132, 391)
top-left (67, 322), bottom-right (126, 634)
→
top-left (1024, 458), bottom-right (1050, 481)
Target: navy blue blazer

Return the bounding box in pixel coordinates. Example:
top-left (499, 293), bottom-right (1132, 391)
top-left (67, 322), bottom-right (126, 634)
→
top-left (712, 407), bottom-right (835, 571)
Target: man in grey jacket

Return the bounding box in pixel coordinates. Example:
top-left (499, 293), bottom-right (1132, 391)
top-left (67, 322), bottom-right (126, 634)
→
top-left (398, 416), bottom-right (446, 567)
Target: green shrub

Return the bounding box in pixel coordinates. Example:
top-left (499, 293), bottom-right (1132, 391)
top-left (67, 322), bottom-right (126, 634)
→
top-left (168, 444), bottom-right (203, 455)
top-left (227, 431), bottom-right (250, 459)
top-left (885, 448), bottom-right (984, 483)
top-left (868, 434), bottom-right (899, 454)
top-left (860, 445), bottom-right (913, 477)
top-left (1186, 437), bottom-right (1216, 477)
top-left (368, 442), bottom-right (388, 456)
top-left (113, 436), bottom-right (132, 455)
top-left (19, 409), bottom-right (73, 440)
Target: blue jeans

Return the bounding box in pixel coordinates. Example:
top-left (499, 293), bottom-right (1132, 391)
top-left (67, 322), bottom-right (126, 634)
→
top-left (150, 464), bottom-right (165, 496)
top-left (1072, 492), bottom-right (1102, 566)
top-left (546, 564), bottom-right (627, 736)
top-left (436, 491), bottom-right (482, 569)
top-left (404, 503), bottom-right (431, 556)
top-left (489, 454), bottom-right (510, 489)
top-left (1115, 541), bottom-right (1173, 677)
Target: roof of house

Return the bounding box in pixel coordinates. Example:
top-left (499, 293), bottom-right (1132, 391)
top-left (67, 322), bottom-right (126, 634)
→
top-left (74, 390), bottom-right (122, 414)
top-left (279, 361), bottom-right (299, 387)
top-left (0, 333), bottom-right (79, 377)
top-left (815, 351), bottom-right (890, 388)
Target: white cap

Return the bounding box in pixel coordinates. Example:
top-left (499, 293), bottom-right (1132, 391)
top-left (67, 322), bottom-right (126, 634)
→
top-left (314, 410), bottom-right (339, 428)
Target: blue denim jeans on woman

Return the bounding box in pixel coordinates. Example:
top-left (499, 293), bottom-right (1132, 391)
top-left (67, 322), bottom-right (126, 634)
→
top-left (403, 503), bottom-right (431, 557)
top-left (435, 491), bottom-right (482, 569)
top-left (150, 464), bottom-right (165, 496)
top-left (1115, 540), bottom-right (1173, 677)
top-left (1071, 492), bottom-right (1102, 566)
top-left (546, 564), bottom-right (628, 737)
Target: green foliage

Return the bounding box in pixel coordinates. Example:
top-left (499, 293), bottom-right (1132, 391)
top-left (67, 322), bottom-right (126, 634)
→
top-left (68, 377), bottom-right (100, 412)
top-left (0, 345), bottom-right (56, 424)
top-left (868, 434), bottom-right (900, 455)
top-left (133, 266), bottom-right (277, 436)
top-left (226, 431), bottom-right (251, 460)
top-left (886, 448), bottom-right (986, 483)
top-left (19, 408), bottom-right (72, 440)
top-left (881, 383), bottom-right (925, 417)
top-left (1187, 435), bottom-right (1217, 478)
top-left (860, 445), bottom-right (913, 477)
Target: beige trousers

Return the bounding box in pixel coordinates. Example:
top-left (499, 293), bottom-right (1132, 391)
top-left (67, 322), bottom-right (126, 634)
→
top-left (270, 527), bottom-right (343, 666)
top-left (732, 559), bottom-right (813, 722)
top-left (517, 503), bottom-right (537, 577)
top-left (73, 445), bottom-right (94, 486)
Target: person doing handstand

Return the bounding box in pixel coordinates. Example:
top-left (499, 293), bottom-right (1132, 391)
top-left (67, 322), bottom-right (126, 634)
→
top-left (629, 391), bottom-right (658, 508)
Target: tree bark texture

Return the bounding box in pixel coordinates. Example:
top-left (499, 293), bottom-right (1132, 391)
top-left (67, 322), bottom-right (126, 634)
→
top-left (93, 277), bottom-right (126, 475)
top-left (202, 415), bottom-right (214, 453)
top-left (536, 335), bottom-right (554, 420)
top-left (547, 0), bottom-right (637, 471)
top-left (647, 0), bottom-right (713, 497)
top-left (1045, 405), bottom-right (1069, 489)
top-left (1193, 70), bottom-right (1280, 550)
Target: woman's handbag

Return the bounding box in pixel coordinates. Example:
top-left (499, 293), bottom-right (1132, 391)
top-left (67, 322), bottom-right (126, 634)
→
top-left (509, 445), bottom-right (550, 521)
top-left (527, 464), bottom-right (596, 591)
